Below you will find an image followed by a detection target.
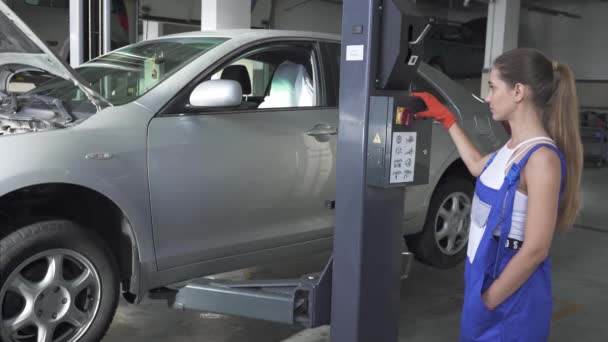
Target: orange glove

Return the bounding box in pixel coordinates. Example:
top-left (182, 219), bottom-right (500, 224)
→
top-left (411, 92), bottom-right (457, 130)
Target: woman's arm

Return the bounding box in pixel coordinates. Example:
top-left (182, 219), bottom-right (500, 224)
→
top-left (448, 123), bottom-right (493, 177)
top-left (482, 147), bottom-right (561, 309)
top-left (412, 92), bottom-right (493, 177)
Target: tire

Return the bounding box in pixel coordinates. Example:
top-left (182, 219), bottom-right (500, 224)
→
top-left (406, 177), bottom-right (474, 269)
top-left (0, 220), bottom-right (119, 342)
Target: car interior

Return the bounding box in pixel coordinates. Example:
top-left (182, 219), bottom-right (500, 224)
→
top-left (211, 45), bottom-right (317, 111)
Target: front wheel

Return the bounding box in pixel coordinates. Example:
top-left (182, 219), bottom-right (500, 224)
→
top-left (407, 178), bottom-right (474, 269)
top-left (0, 220), bottom-right (119, 342)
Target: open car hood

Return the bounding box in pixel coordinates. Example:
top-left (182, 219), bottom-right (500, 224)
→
top-left (0, 1), bottom-right (108, 109)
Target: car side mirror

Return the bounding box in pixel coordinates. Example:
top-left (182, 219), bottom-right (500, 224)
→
top-left (189, 79), bottom-right (242, 108)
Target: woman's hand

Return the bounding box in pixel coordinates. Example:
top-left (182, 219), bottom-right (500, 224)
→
top-left (481, 290), bottom-right (497, 311)
top-left (411, 92), bottom-right (457, 129)
top-left (410, 91), bottom-right (488, 177)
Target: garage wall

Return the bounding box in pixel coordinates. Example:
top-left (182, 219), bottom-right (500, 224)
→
top-left (519, 2), bottom-right (608, 81)
top-left (519, 2), bottom-right (608, 108)
top-left (138, 0), bottom-right (270, 28)
top-left (252, 0), bottom-right (273, 28)
top-left (271, 0), bottom-right (343, 34)
top-left (140, 0), bottom-right (202, 22)
top-left (576, 81), bottom-right (608, 109)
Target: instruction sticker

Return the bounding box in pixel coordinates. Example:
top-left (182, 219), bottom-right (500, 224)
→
top-left (346, 45), bottom-right (364, 61)
top-left (390, 132), bottom-right (416, 184)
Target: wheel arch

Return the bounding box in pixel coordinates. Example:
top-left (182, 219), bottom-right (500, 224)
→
top-left (0, 182), bottom-right (141, 302)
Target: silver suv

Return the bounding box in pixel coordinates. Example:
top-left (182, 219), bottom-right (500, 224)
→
top-left (0, 4), bottom-right (508, 342)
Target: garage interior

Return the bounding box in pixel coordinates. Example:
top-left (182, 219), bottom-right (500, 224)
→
top-left (114, 1), bottom-right (608, 340)
top-left (1, 0), bottom-right (607, 341)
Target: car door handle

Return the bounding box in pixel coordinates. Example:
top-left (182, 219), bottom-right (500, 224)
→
top-left (307, 125), bottom-right (338, 137)
top-left (46, 40), bottom-right (59, 47)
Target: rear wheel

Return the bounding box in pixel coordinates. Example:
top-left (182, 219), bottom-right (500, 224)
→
top-left (407, 177), bottom-right (473, 268)
top-left (0, 220), bottom-right (119, 342)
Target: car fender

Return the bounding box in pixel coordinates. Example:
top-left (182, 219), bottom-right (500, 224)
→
top-left (0, 125), bottom-right (156, 292)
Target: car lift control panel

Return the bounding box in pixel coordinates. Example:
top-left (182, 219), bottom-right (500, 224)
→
top-left (367, 94), bottom-right (432, 187)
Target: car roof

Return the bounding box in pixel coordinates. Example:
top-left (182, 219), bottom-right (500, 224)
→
top-left (156, 29), bottom-right (341, 43)
top-left (151, 28), bottom-right (436, 88)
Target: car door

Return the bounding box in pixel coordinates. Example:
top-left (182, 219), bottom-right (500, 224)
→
top-left (147, 41), bottom-right (337, 270)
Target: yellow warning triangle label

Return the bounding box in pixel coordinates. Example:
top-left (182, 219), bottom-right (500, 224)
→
top-left (373, 133), bottom-right (382, 144)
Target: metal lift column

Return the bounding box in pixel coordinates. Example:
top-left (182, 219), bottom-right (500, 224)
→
top-left (332, 1), bottom-right (428, 341)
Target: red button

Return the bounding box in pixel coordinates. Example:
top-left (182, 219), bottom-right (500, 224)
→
top-left (396, 107), bottom-right (412, 126)
top-left (403, 108), bottom-right (412, 126)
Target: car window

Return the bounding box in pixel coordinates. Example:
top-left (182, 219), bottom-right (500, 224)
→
top-left (211, 58), bottom-right (274, 98)
top-left (29, 37), bottom-right (228, 106)
top-left (25, 0), bottom-right (68, 8)
top-left (203, 43), bottom-right (321, 111)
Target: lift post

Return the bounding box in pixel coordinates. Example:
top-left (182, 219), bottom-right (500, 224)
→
top-left (331, 1), bottom-right (429, 341)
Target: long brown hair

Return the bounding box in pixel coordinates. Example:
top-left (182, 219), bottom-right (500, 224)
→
top-left (494, 48), bottom-right (583, 231)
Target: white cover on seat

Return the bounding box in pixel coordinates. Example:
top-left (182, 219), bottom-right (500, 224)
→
top-left (258, 61), bottom-right (315, 109)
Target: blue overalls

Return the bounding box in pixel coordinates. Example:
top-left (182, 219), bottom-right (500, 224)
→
top-left (460, 143), bottom-right (566, 342)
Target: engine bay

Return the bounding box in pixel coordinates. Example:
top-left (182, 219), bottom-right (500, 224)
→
top-left (0, 91), bottom-right (74, 135)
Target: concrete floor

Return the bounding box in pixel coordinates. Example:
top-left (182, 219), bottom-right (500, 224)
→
top-left (103, 167), bottom-right (608, 342)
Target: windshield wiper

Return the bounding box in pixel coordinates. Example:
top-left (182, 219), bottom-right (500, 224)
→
top-left (18, 94), bottom-right (74, 124)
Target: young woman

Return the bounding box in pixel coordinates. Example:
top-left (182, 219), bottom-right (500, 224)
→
top-left (413, 48), bottom-right (583, 341)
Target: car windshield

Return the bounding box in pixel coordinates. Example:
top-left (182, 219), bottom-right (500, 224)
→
top-left (28, 37), bottom-right (228, 106)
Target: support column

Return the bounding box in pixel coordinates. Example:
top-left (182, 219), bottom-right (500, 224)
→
top-left (69, 0), bottom-right (84, 67)
top-left (201, 0), bottom-right (251, 30)
top-left (142, 20), bottom-right (163, 40)
top-left (481, 0), bottom-right (520, 97)
top-left (102, 0), bottom-right (111, 54)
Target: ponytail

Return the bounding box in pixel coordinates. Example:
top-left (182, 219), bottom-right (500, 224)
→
top-left (547, 62), bottom-right (583, 231)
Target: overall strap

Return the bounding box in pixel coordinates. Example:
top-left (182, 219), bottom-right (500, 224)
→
top-left (510, 137), bottom-right (555, 152)
top-left (514, 143), bottom-right (567, 195)
top-left (492, 143), bottom-right (567, 277)
top-left (505, 138), bottom-right (556, 173)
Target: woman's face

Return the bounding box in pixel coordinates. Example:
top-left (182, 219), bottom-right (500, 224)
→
top-left (485, 68), bottom-right (517, 121)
